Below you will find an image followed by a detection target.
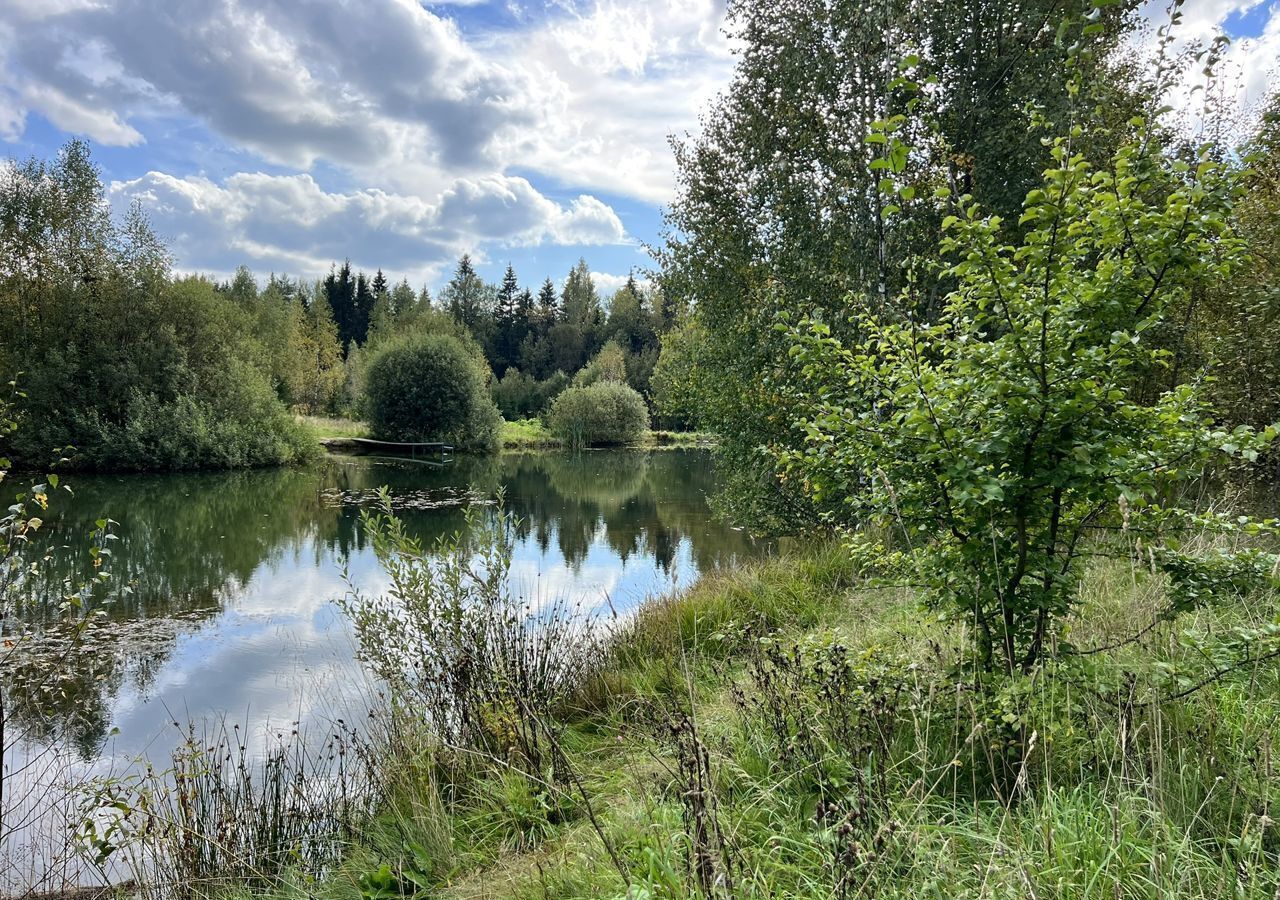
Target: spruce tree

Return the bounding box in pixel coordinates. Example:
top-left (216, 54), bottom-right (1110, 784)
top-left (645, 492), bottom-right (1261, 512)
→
top-left (494, 264), bottom-right (521, 375)
top-left (536, 278), bottom-right (558, 332)
top-left (324, 260), bottom-right (358, 355)
top-left (496, 264), bottom-right (520, 325)
top-left (390, 278), bottom-right (416, 319)
top-left (354, 271), bottom-right (374, 348)
top-left (516, 287), bottom-right (533, 329)
top-left (561, 258), bottom-right (600, 330)
top-left (443, 254), bottom-right (485, 330)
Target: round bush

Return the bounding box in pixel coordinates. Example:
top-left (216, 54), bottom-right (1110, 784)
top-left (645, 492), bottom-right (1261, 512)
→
top-left (363, 332), bottom-right (500, 451)
top-left (547, 381), bottom-right (650, 449)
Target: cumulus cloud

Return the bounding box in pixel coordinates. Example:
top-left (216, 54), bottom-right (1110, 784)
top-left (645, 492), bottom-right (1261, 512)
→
top-left (20, 82), bottom-right (143, 146)
top-left (0, 0), bottom-right (736, 289)
top-left (0, 0), bottom-right (533, 190)
top-left (503, 0), bottom-right (734, 203)
top-left (1135, 0), bottom-right (1280, 138)
top-left (24, 0), bottom-right (1275, 284)
top-left (0, 0), bottom-right (732, 204)
top-left (0, 91), bottom-right (23, 144)
top-left (590, 270), bottom-right (650, 295)
top-left (110, 169), bottom-right (627, 283)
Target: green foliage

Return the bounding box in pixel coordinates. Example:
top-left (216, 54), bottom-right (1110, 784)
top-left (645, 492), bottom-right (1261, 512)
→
top-left (782, 128), bottom-right (1278, 673)
top-left (661, 0), bottom-right (1148, 530)
top-left (104, 356), bottom-right (316, 471)
top-left (363, 331), bottom-right (499, 451)
top-left (573, 341), bottom-right (628, 387)
top-left (650, 319), bottom-right (706, 431)
top-left (0, 142), bottom-right (318, 470)
top-left (561, 258), bottom-right (602, 332)
top-left (440, 254), bottom-right (492, 336)
top-left (491, 367), bottom-right (567, 420)
top-left (547, 381), bottom-right (650, 450)
top-left (1190, 93), bottom-right (1280, 432)
top-left (357, 842), bottom-right (433, 900)
top-left (491, 368), bottom-right (538, 420)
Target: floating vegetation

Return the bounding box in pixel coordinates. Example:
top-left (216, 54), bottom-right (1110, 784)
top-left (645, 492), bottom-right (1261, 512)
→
top-left (319, 486), bottom-right (491, 512)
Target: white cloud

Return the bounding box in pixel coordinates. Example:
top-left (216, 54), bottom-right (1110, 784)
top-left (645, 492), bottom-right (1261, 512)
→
top-left (591, 270), bottom-right (649, 294)
top-left (0, 0), bottom-right (733, 206)
top-left (20, 82), bottom-right (143, 146)
top-left (110, 169), bottom-right (627, 283)
top-left (504, 0), bottom-right (734, 203)
top-left (1136, 0), bottom-right (1280, 138)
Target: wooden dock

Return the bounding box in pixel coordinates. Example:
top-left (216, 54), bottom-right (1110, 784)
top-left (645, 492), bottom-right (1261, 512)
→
top-left (322, 437), bottom-right (454, 463)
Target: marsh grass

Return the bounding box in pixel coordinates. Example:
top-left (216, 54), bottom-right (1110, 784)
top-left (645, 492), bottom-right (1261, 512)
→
top-left (87, 717), bottom-right (380, 900)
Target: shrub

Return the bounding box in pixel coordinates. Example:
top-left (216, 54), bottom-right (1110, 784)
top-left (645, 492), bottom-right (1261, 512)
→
top-left (0, 145), bottom-right (317, 472)
top-left (536, 370), bottom-right (570, 410)
top-left (547, 381), bottom-right (649, 449)
top-left (783, 125), bottom-right (1278, 675)
top-left (104, 360), bottom-right (316, 470)
top-left (492, 367), bottom-right (538, 420)
top-left (363, 332), bottom-right (499, 451)
top-left (491, 368), bottom-right (568, 420)
top-left (573, 341), bottom-right (628, 387)
top-left (651, 320), bottom-right (705, 431)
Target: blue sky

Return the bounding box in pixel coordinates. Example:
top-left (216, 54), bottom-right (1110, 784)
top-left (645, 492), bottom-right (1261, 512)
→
top-left (0, 0), bottom-right (1274, 295)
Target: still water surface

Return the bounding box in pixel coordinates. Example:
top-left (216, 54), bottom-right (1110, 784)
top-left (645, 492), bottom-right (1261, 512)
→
top-left (2, 449), bottom-right (764, 885)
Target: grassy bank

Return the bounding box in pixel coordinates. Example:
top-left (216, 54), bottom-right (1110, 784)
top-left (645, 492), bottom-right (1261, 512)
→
top-left (297, 415), bottom-right (370, 440)
top-left (301, 415), bottom-right (713, 452)
top-left (500, 418), bottom-right (714, 450)
top-left (119, 517), bottom-right (1280, 899)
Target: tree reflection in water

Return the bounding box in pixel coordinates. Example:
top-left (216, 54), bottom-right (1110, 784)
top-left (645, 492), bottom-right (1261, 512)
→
top-left (2, 450), bottom-right (765, 759)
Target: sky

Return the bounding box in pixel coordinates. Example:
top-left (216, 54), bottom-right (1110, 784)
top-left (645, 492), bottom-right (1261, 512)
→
top-left (0, 0), bottom-right (1275, 294)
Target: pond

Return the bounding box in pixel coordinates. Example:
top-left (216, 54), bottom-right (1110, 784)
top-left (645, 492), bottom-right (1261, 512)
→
top-left (1, 449), bottom-right (766, 889)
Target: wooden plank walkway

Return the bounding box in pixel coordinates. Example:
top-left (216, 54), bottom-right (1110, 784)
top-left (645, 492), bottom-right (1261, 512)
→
top-left (348, 438), bottom-right (454, 462)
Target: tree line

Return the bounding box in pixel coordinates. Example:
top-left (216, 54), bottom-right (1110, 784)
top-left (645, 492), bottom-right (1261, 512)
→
top-left (0, 141), bottom-right (689, 470)
top-left (308, 252), bottom-right (685, 425)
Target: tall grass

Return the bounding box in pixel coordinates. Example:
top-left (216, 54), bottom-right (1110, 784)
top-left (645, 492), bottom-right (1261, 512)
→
top-left (84, 718), bottom-right (379, 900)
top-left (84, 504), bottom-right (1280, 899)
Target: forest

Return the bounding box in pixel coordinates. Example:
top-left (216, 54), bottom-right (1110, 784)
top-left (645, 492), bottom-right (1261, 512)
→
top-left (5, 0), bottom-right (1280, 897)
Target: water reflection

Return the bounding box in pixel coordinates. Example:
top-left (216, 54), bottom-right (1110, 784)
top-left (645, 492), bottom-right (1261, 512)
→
top-left (3, 450), bottom-right (762, 760)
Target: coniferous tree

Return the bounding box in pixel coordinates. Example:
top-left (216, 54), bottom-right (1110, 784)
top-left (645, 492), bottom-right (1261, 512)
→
top-left (302, 288), bottom-right (345, 413)
top-left (604, 274), bottom-right (660, 397)
top-left (324, 261), bottom-right (358, 355)
top-left (606, 274), bottom-right (650, 352)
top-left (354, 271), bottom-right (374, 348)
top-left (368, 285), bottom-right (396, 347)
top-left (494, 263), bottom-right (521, 375)
top-left (442, 254), bottom-right (486, 332)
top-left (555, 259), bottom-right (602, 373)
top-left (516, 288), bottom-right (533, 332)
top-left (223, 266), bottom-right (259, 307)
top-left (561, 258), bottom-right (601, 332)
top-left (536, 278), bottom-right (559, 331)
top-left (390, 278), bottom-right (416, 319)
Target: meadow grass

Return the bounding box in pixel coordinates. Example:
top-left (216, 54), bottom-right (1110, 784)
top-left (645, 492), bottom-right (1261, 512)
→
top-left (499, 418), bottom-right (558, 449)
top-left (500, 418), bottom-right (713, 451)
top-left (296, 415), bottom-right (370, 440)
top-left (301, 416), bottom-right (712, 451)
